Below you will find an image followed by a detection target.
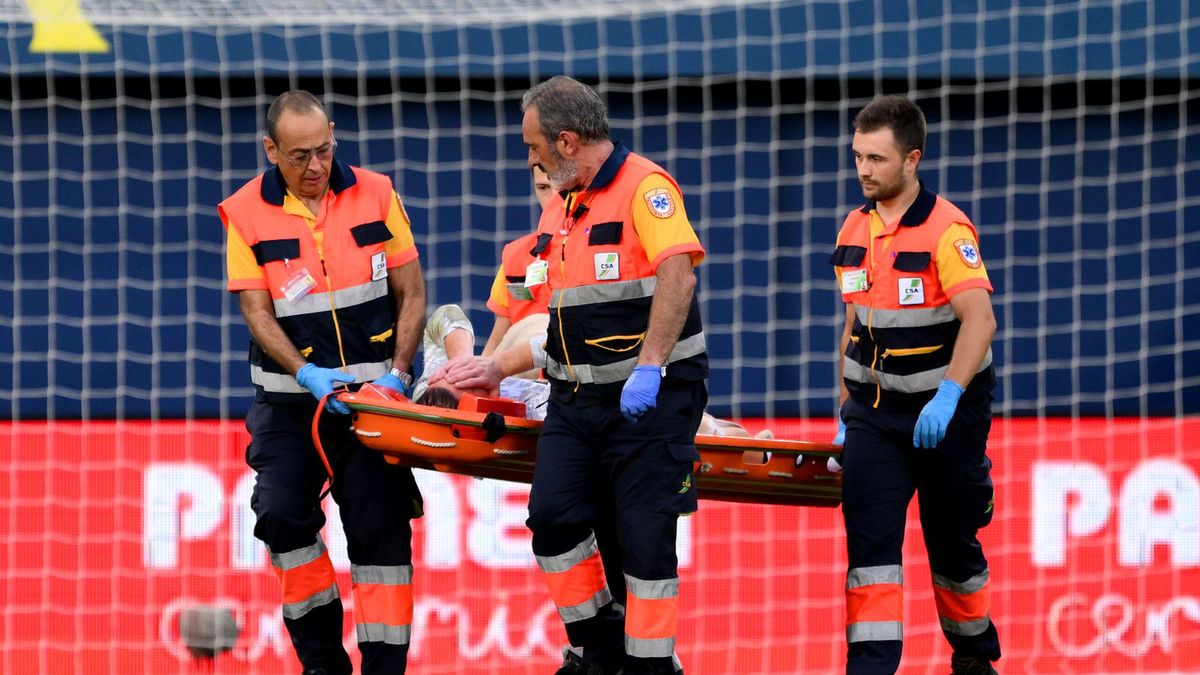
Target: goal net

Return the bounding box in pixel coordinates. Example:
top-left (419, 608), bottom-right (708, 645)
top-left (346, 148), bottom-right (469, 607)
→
top-left (1, 1), bottom-right (1197, 674)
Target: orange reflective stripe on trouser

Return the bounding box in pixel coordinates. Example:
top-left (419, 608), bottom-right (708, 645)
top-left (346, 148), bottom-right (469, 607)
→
top-left (270, 539), bottom-right (340, 620)
top-left (624, 574), bottom-right (679, 658)
top-left (351, 564), bottom-right (414, 645)
top-left (535, 533), bottom-right (612, 624)
top-left (845, 564), bottom-right (903, 643)
top-left (932, 569), bottom-right (991, 636)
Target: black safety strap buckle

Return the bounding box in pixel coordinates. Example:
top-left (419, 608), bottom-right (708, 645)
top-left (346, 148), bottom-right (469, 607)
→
top-left (481, 412), bottom-right (507, 444)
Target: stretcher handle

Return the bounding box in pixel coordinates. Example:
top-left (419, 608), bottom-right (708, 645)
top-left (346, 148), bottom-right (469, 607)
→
top-left (311, 393), bottom-right (338, 500)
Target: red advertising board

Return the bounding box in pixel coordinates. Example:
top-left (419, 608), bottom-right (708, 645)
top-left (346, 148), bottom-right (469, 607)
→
top-left (1, 418), bottom-right (1197, 674)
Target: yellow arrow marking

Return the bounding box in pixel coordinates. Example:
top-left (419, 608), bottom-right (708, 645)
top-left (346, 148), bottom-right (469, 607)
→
top-left (25, 0), bottom-right (109, 53)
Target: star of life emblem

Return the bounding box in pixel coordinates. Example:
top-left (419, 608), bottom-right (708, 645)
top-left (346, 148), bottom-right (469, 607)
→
top-left (955, 238), bottom-right (982, 268)
top-left (643, 188), bottom-right (676, 218)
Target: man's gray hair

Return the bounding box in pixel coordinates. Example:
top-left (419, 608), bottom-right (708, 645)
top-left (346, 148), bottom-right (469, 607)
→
top-left (267, 90), bottom-right (326, 143)
top-left (520, 76), bottom-right (610, 144)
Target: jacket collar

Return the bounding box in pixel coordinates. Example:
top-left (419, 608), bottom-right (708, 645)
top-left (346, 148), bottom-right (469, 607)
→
top-left (260, 158), bottom-right (357, 206)
top-left (557, 140), bottom-right (629, 200)
top-left (859, 180), bottom-right (937, 227)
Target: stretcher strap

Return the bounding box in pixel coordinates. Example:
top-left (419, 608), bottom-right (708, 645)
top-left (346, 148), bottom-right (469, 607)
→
top-left (481, 412), bottom-right (507, 443)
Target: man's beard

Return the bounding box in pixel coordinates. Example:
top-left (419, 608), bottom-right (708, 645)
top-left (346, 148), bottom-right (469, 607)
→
top-left (546, 147), bottom-right (579, 191)
top-left (862, 176), bottom-right (903, 202)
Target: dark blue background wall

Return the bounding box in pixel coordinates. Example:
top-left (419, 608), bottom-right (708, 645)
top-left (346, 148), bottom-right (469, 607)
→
top-left (1, 1), bottom-right (1198, 419)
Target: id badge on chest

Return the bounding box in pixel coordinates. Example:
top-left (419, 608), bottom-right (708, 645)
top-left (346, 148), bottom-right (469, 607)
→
top-left (525, 260), bottom-right (549, 287)
top-left (841, 269), bottom-right (868, 294)
top-left (507, 282), bottom-right (534, 301)
top-left (281, 267), bottom-right (318, 304)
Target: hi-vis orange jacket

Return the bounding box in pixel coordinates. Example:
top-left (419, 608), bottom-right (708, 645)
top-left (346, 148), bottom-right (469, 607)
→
top-left (831, 185), bottom-right (994, 413)
top-left (220, 162), bottom-right (400, 404)
top-left (533, 144), bottom-right (707, 387)
top-left (486, 230), bottom-right (554, 325)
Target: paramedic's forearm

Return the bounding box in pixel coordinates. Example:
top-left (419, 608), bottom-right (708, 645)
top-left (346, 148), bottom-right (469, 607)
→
top-left (388, 260), bottom-right (426, 373)
top-left (638, 254), bottom-right (693, 366)
top-left (944, 288), bottom-right (996, 388)
top-left (238, 290), bottom-right (308, 375)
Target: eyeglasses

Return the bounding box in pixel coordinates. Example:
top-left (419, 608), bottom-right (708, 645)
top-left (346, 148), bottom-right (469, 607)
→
top-left (282, 139), bottom-right (337, 167)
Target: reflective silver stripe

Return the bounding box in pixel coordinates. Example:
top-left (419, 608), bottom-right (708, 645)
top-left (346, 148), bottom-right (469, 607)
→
top-left (932, 569), bottom-right (988, 595)
top-left (251, 359), bottom-right (391, 393)
top-left (535, 533), bottom-right (599, 574)
top-left (281, 583), bottom-right (340, 620)
top-left (352, 564), bottom-right (413, 586)
top-left (856, 303), bottom-right (957, 329)
top-left (625, 635), bottom-right (676, 658)
top-left (939, 615), bottom-right (991, 637)
top-left (270, 539), bottom-right (327, 571)
top-left (847, 621), bottom-right (903, 643)
top-left (273, 278), bottom-right (388, 319)
top-left (625, 574), bottom-right (679, 600)
top-left (545, 331), bottom-right (707, 385)
top-left (357, 622), bottom-right (412, 645)
top-left (551, 277), bottom-right (657, 309)
top-left (558, 587), bottom-right (613, 623)
top-left (846, 565), bottom-right (903, 590)
top-left (842, 350), bottom-right (991, 393)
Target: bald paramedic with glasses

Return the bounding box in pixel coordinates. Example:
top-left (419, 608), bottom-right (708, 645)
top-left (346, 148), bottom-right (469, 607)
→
top-left (220, 90), bottom-right (426, 675)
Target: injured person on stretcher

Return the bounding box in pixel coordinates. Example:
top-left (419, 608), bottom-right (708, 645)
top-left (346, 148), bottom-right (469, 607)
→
top-left (413, 304), bottom-right (774, 443)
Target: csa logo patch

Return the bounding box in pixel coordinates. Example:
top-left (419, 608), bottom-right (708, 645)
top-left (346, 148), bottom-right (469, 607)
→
top-left (955, 238), bottom-right (982, 268)
top-left (898, 277), bottom-right (925, 305)
top-left (678, 473), bottom-right (693, 494)
top-left (594, 252), bottom-right (620, 280)
top-left (643, 188), bottom-right (676, 218)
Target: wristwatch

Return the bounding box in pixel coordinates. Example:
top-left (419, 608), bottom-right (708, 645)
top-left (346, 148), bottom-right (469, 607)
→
top-left (389, 368), bottom-right (414, 389)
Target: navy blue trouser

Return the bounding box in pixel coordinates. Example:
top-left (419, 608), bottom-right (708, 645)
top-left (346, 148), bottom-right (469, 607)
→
top-left (528, 378), bottom-right (706, 675)
top-left (840, 395), bottom-right (1001, 674)
top-left (246, 400), bottom-right (421, 675)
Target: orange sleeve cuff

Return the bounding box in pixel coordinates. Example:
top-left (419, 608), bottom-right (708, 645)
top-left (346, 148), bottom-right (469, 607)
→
top-left (386, 246), bottom-right (419, 268)
top-left (486, 297), bottom-right (511, 318)
top-left (650, 243), bottom-right (705, 272)
top-left (944, 277), bottom-right (993, 298)
top-left (227, 278), bottom-right (268, 292)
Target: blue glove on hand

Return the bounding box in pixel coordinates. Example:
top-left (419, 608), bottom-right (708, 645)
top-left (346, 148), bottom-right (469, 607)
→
top-left (833, 416), bottom-right (847, 446)
top-left (372, 372), bottom-right (410, 397)
top-left (913, 379), bottom-right (965, 449)
top-left (620, 365), bottom-right (662, 423)
top-left (295, 363), bottom-right (355, 415)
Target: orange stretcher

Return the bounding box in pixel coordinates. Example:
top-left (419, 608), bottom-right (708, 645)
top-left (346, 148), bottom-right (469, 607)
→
top-left (324, 383), bottom-right (842, 507)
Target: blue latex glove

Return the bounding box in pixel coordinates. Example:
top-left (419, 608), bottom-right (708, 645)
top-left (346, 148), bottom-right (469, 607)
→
top-left (296, 363), bottom-right (355, 415)
top-left (824, 416), bottom-right (846, 473)
top-left (373, 372), bottom-right (410, 397)
top-left (620, 365), bottom-right (662, 423)
top-left (913, 379), bottom-right (965, 449)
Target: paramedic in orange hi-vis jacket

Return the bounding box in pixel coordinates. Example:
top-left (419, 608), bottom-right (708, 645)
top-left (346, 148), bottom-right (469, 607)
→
top-left (220, 90), bottom-right (425, 675)
top-left (831, 95), bottom-right (1001, 675)
top-left (441, 75), bottom-right (707, 675)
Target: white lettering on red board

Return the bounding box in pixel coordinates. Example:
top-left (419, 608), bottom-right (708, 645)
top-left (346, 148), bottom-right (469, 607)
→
top-left (1031, 459), bottom-right (1199, 568)
top-left (143, 464), bottom-right (692, 571)
top-left (158, 595), bottom-right (562, 662)
top-left (1048, 593), bottom-right (1200, 658)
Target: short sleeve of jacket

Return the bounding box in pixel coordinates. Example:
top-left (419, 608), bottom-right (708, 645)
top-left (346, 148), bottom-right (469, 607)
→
top-left (486, 266), bottom-right (510, 317)
top-left (832, 218), bottom-right (852, 283)
top-left (936, 223), bottom-right (992, 297)
top-left (630, 173), bottom-right (705, 270)
top-left (225, 219), bottom-right (267, 292)
top-left (384, 191), bottom-right (419, 267)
